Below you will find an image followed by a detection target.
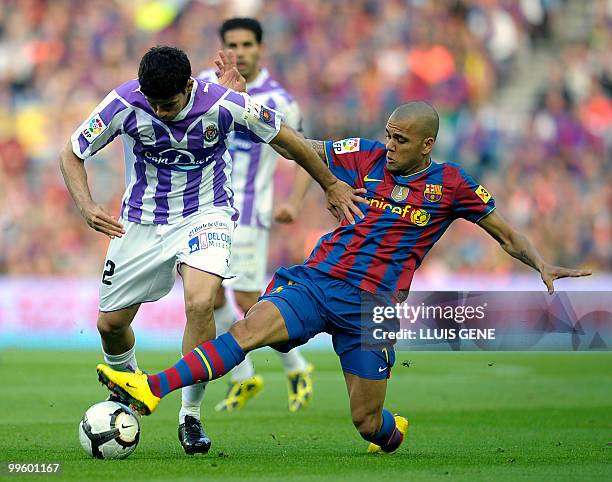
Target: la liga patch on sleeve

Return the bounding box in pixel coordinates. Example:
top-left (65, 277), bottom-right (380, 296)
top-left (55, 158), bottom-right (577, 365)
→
top-left (333, 138), bottom-right (360, 154)
top-left (82, 114), bottom-right (108, 142)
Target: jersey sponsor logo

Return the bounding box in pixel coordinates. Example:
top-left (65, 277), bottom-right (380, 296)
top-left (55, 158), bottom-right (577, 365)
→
top-left (188, 220), bottom-right (228, 237)
top-left (333, 138), bottom-right (360, 154)
top-left (143, 148), bottom-right (214, 171)
top-left (391, 185), bottom-right (409, 202)
top-left (424, 183), bottom-right (443, 203)
top-left (475, 185), bottom-right (491, 203)
top-left (363, 174), bottom-right (384, 183)
top-left (204, 123), bottom-right (218, 142)
top-left (189, 230), bottom-right (231, 253)
top-left (410, 208), bottom-right (431, 226)
top-left (82, 114), bottom-right (107, 142)
top-left (365, 197), bottom-right (430, 226)
top-left (189, 233), bottom-right (208, 253)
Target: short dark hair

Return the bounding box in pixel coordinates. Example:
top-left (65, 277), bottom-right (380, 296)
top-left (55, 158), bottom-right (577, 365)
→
top-left (219, 18), bottom-right (263, 44)
top-left (138, 46), bottom-right (191, 99)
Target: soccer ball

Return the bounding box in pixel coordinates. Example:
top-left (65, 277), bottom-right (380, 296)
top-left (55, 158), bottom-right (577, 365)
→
top-left (78, 401), bottom-right (140, 459)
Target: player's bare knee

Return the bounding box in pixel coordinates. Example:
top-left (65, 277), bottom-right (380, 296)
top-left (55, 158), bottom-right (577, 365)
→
top-left (97, 316), bottom-right (129, 339)
top-left (185, 295), bottom-right (215, 322)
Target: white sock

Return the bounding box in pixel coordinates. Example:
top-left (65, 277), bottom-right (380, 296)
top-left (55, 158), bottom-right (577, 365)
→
top-left (103, 344), bottom-right (138, 372)
top-left (177, 303), bottom-right (238, 423)
top-left (215, 301), bottom-right (256, 382)
top-left (230, 354), bottom-right (256, 382)
top-left (278, 349), bottom-right (308, 373)
top-left (214, 301), bottom-right (236, 333)
top-left (180, 382), bottom-right (207, 424)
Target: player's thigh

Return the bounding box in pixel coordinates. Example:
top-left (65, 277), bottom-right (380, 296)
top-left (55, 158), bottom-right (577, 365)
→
top-left (99, 222), bottom-right (176, 312)
top-left (343, 371), bottom-right (388, 427)
top-left (259, 268), bottom-right (327, 352)
top-left (181, 265), bottom-right (223, 323)
top-left (229, 300), bottom-right (290, 351)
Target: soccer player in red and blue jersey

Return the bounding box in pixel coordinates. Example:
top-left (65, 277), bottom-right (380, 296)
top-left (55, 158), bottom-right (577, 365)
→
top-left (96, 102), bottom-right (591, 454)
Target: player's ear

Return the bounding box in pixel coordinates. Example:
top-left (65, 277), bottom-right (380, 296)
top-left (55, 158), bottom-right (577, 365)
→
top-left (422, 137), bottom-right (435, 155)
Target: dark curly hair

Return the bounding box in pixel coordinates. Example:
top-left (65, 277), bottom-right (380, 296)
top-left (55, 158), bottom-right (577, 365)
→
top-left (138, 46), bottom-right (191, 99)
top-left (219, 18), bottom-right (263, 44)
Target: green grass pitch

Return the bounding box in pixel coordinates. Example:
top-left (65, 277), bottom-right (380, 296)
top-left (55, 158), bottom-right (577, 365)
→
top-left (0, 350), bottom-right (610, 481)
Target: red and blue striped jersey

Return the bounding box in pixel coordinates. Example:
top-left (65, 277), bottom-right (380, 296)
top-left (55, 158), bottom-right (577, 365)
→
top-left (304, 138), bottom-right (496, 295)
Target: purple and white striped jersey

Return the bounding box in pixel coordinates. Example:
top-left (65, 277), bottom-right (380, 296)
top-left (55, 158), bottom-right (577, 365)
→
top-left (198, 68), bottom-right (302, 228)
top-left (70, 78), bottom-right (281, 225)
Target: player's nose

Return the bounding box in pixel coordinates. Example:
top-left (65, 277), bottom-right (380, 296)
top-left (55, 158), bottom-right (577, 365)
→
top-left (155, 108), bottom-right (169, 119)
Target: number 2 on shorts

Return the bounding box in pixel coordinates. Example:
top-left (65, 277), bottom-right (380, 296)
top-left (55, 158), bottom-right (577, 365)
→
top-left (102, 260), bottom-right (116, 286)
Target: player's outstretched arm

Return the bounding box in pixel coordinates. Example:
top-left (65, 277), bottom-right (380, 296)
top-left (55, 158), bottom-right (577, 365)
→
top-left (478, 210), bottom-right (591, 293)
top-left (59, 141), bottom-right (125, 238)
top-left (270, 126), bottom-right (366, 224)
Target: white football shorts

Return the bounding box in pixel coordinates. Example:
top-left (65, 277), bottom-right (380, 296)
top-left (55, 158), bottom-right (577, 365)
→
top-left (224, 224), bottom-right (268, 293)
top-left (99, 208), bottom-right (234, 312)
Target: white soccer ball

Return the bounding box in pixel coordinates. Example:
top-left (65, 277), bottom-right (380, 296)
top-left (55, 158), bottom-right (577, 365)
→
top-left (78, 401), bottom-right (140, 459)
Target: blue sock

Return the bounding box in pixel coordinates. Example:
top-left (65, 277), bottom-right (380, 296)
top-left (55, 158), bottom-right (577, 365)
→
top-left (148, 333), bottom-right (245, 398)
top-left (366, 409), bottom-right (396, 445)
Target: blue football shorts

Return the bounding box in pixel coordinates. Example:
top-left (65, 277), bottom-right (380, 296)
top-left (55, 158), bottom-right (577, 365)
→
top-left (260, 265), bottom-right (396, 380)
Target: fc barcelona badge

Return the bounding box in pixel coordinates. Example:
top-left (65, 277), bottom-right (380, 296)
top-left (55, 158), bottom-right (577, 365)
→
top-left (391, 185), bottom-right (409, 202)
top-left (424, 183), bottom-right (443, 203)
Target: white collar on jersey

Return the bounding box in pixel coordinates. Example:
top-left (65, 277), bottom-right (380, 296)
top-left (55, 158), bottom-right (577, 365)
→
top-left (247, 68), bottom-right (270, 90)
top-left (169, 77), bottom-right (197, 122)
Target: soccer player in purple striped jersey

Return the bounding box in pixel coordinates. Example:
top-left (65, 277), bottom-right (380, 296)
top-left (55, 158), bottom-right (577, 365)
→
top-left (199, 18), bottom-right (315, 416)
top-left (96, 101), bottom-right (591, 454)
top-left (59, 46), bottom-right (365, 455)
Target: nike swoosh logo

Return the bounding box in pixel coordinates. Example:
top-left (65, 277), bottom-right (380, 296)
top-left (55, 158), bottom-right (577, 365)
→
top-left (378, 367), bottom-right (387, 373)
top-left (364, 175), bottom-right (384, 183)
top-left (126, 382), bottom-right (137, 389)
top-left (121, 424), bottom-right (134, 429)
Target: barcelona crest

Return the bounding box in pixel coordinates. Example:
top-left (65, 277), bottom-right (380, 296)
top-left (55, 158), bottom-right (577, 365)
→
top-left (424, 183), bottom-right (443, 203)
top-left (390, 185), bottom-right (409, 202)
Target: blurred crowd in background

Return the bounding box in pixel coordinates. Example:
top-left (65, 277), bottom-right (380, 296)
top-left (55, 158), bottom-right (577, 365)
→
top-left (0, 0), bottom-right (609, 278)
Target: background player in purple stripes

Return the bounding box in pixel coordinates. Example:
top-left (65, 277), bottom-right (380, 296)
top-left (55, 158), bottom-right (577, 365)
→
top-left (96, 101), bottom-right (591, 454)
top-left (199, 18), bottom-right (315, 414)
top-left (59, 46), bottom-right (365, 455)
